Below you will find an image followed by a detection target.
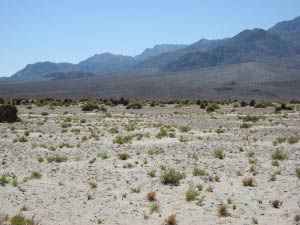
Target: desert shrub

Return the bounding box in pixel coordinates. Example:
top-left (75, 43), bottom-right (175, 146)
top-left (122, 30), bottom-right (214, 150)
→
top-left (46, 155), bottom-right (67, 163)
top-left (164, 215), bottom-right (178, 225)
top-left (10, 214), bottom-right (41, 225)
top-left (156, 128), bottom-right (168, 139)
top-left (161, 168), bottom-right (185, 186)
top-left (271, 200), bottom-right (282, 208)
top-left (240, 123), bottom-right (252, 128)
top-left (131, 187), bottom-right (140, 193)
top-left (249, 100), bottom-right (256, 107)
top-left (272, 149), bottom-right (288, 160)
top-left (113, 135), bottom-right (132, 144)
top-left (0, 174), bottom-right (9, 186)
top-left (240, 101), bottom-right (247, 107)
top-left (243, 177), bottom-right (256, 187)
top-left (97, 152), bottom-right (109, 159)
top-left (179, 126), bottom-right (191, 133)
top-left (206, 103), bottom-right (220, 112)
top-left (0, 105), bottom-right (19, 123)
top-left (148, 169), bottom-right (156, 177)
top-left (288, 135), bottom-right (300, 144)
top-left (150, 203), bottom-right (160, 214)
top-left (218, 202), bottom-right (229, 217)
top-left (126, 102), bottom-right (143, 109)
top-left (193, 168), bottom-right (207, 176)
top-left (215, 150), bottom-right (224, 159)
top-left (81, 102), bottom-right (99, 111)
top-left (147, 191), bottom-right (156, 201)
top-left (117, 153), bottom-right (130, 160)
top-left (240, 115), bottom-right (260, 123)
top-left (296, 167), bottom-right (300, 178)
top-left (185, 188), bottom-right (199, 201)
top-left (254, 102), bottom-right (265, 108)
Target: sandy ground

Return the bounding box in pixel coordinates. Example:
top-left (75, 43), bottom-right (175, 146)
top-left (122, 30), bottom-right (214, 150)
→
top-left (1, 104), bottom-right (300, 225)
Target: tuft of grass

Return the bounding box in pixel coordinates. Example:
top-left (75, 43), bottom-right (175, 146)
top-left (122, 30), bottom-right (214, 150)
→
top-left (217, 202), bottom-right (229, 217)
top-left (288, 135), bottom-right (300, 144)
top-left (164, 214), bottom-right (178, 225)
top-left (215, 150), bottom-right (224, 159)
top-left (272, 149), bottom-right (288, 160)
top-left (97, 152), bottom-right (109, 159)
top-left (147, 191), bottom-right (156, 201)
top-left (193, 168), bottom-right (207, 177)
top-left (89, 182), bottom-right (97, 189)
top-left (185, 188), bottom-right (199, 201)
top-left (161, 168), bottom-right (185, 186)
top-left (10, 214), bottom-right (41, 225)
top-left (150, 203), bottom-right (160, 214)
top-left (113, 135), bottom-right (132, 144)
top-left (179, 126), bottom-right (191, 133)
top-left (148, 169), bottom-right (156, 177)
top-left (30, 171), bottom-right (42, 179)
top-left (0, 174), bottom-right (9, 186)
top-left (131, 187), bottom-right (140, 193)
top-left (117, 153), bottom-right (130, 160)
top-left (46, 155), bottom-right (67, 163)
top-left (296, 167), bottom-right (300, 178)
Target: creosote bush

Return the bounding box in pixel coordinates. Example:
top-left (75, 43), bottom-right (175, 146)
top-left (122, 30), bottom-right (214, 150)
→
top-left (161, 168), bottom-right (185, 186)
top-left (81, 102), bottom-right (99, 111)
top-left (0, 105), bottom-right (19, 123)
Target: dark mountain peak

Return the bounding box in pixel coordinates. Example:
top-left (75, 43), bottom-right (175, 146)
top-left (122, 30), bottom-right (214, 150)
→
top-left (270, 16), bottom-right (300, 32)
top-left (269, 16), bottom-right (300, 50)
top-left (135, 44), bottom-right (186, 61)
top-left (11, 61), bottom-right (75, 80)
top-left (231, 28), bottom-right (272, 42)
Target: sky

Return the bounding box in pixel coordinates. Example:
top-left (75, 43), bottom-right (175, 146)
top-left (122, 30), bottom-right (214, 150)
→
top-left (0, 0), bottom-right (300, 76)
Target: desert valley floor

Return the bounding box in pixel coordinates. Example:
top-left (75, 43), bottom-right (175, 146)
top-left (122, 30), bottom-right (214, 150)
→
top-left (1, 103), bottom-right (300, 225)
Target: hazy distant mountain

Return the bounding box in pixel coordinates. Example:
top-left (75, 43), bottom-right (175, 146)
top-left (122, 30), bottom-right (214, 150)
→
top-left (6, 15), bottom-right (300, 85)
top-left (134, 44), bottom-right (186, 61)
top-left (164, 29), bottom-right (289, 71)
top-left (77, 53), bottom-right (137, 74)
top-left (133, 39), bottom-right (227, 70)
top-left (269, 16), bottom-right (300, 51)
top-left (44, 71), bottom-right (96, 80)
top-left (11, 62), bottom-right (76, 80)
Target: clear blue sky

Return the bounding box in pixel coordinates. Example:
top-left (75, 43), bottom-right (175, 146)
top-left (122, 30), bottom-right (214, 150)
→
top-left (1, 0), bottom-right (300, 76)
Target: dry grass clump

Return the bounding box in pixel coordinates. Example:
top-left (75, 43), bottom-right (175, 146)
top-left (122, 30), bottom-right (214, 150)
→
top-left (147, 192), bottom-right (156, 201)
top-left (150, 203), bottom-right (160, 214)
top-left (243, 177), bottom-right (256, 187)
top-left (217, 202), bottom-right (230, 217)
top-left (185, 188), bottom-right (199, 201)
top-left (271, 200), bottom-right (282, 208)
top-left (164, 214), bottom-right (178, 225)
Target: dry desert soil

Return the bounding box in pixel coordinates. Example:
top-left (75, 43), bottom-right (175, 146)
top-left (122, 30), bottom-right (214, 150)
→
top-left (1, 103), bottom-right (300, 225)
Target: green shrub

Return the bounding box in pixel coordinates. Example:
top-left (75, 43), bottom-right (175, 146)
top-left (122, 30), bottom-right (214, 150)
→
top-left (193, 168), bottom-right (207, 176)
top-left (272, 149), bottom-right (288, 160)
top-left (0, 105), bottom-right (19, 123)
top-left (215, 150), bottom-right (225, 159)
top-left (117, 153), bottom-right (130, 160)
top-left (206, 103), bottom-right (220, 112)
top-left (161, 168), bottom-right (185, 186)
top-left (81, 102), bottom-right (99, 111)
top-left (296, 168), bottom-right (300, 178)
top-left (113, 135), bottom-right (132, 144)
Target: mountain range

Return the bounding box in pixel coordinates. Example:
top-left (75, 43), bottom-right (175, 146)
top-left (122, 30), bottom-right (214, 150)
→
top-left (1, 16), bottom-right (300, 100)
